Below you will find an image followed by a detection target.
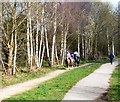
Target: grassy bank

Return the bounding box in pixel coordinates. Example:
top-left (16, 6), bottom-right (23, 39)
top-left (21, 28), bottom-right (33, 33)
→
top-left (2, 62), bottom-right (88, 87)
top-left (2, 67), bottom-right (57, 87)
top-left (108, 64), bottom-right (120, 101)
top-left (6, 63), bottom-right (101, 101)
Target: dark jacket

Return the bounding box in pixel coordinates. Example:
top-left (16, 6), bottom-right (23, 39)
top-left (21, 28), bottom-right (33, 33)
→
top-left (109, 53), bottom-right (114, 59)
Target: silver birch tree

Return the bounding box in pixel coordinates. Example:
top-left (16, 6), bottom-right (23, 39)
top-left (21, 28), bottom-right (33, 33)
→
top-left (13, 2), bottom-right (17, 75)
top-left (38, 4), bottom-right (44, 67)
top-left (51, 3), bottom-right (57, 67)
top-left (45, 24), bottom-right (50, 65)
top-left (35, 2), bottom-right (39, 67)
top-left (26, 2), bottom-right (31, 69)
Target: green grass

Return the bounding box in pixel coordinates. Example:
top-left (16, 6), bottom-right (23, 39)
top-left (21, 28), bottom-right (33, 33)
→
top-left (108, 64), bottom-right (120, 101)
top-left (6, 63), bottom-right (101, 101)
top-left (2, 67), bottom-right (57, 87)
top-left (86, 58), bottom-right (109, 64)
top-left (2, 62), bottom-right (87, 87)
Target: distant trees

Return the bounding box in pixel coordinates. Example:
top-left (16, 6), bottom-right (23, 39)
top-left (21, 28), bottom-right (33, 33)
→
top-left (90, 2), bottom-right (118, 58)
top-left (1, 2), bottom-right (119, 75)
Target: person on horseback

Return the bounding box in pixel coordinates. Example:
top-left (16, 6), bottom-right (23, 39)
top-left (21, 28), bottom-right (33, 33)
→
top-left (74, 50), bottom-right (80, 58)
top-left (74, 50), bottom-right (80, 66)
top-left (66, 51), bottom-right (72, 65)
top-left (71, 53), bottom-right (75, 63)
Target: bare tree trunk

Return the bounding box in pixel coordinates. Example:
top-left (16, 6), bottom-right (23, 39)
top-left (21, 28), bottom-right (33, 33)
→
top-left (89, 30), bottom-right (93, 54)
top-left (77, 27), bottom-right (80, 55)
top-left (13, 31), bottom-right (17, 75)
top-left (51, 34), bottom-right (56, 66)
top-left (88, 37), bottom-right (91, 58)
top-left (107, 28), bottom-right (110, 55)
top-left (8, 3), bottom-right (16, 75)
top-left (82, 34), bottom-right (84, 59)
top-left (90, 37), bottom-right (93, 54)
top-left (39, 5), bottom-right (44, 66)
top-left (8, 28), bottom-right (13, 75)
top-left (38, 33), bottom-right (43, 66)
top-left (1, 58), bottom-right (7, 74)
top-left (55, 46), bottom-right (59, 65)
top-left (62, 23), bottom-right (69, 64)
top-left (95, 35), bottom-right (98, 59)
top-left (62, 36), bottom-right (65, 65)
top-left (86, 35), bottom-right (89, 60)
top-left (27, 18), bottom-right (30, 68)
top-left (40, 43), bottom-right (45, 68)
top-left (51, 3), bottom-right (57, 67)
top-left (60, 23), bottom-right (64, 65)
top-left (84, 35), bottom-right (86, 60)
top-left (13, 2), bottom-right (17, 75)
top-left (45, 25), bottom-right (50, 66)
top-left (35, 3), bottom-right (39, 68)
top-left (29, 2), bottom-right (33, 70)
top-left (26, 2), bottom-right (31, 70)
top-left (112, 37), bottom-right (115, 55)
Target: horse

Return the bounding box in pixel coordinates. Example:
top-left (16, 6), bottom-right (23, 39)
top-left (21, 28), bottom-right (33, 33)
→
top-left (74, 54), bottom-right (80, 67)
top-left (65, 58), bottom-right (74, 70)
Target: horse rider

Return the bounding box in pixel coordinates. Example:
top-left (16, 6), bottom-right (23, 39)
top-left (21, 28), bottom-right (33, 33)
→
top-left (66, 51), bottom-right (72, 64)
top-left (74, 50), bottom-right (80, 59)
top-left (71, 53), bottom-right (74, 60)
top-left (71, 53), bottom-right (75, 63)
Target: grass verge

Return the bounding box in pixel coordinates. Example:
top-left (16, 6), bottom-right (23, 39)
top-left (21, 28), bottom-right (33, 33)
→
top-left (6, 63), bottom-right (101, 101)
top-left (2, 67), bottom-right (57, 87)
top-left (2, 62), bottom-right (87, 87)
top-left (108, 64), bottom-right (120, 101)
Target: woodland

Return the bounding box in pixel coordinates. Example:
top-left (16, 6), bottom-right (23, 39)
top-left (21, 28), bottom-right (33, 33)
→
top-left (1, 2), bottom-right (120, 75)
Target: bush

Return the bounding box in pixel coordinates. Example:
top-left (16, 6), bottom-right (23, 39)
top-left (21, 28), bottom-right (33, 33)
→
top-left (42, 60), bottom-right (50, 67)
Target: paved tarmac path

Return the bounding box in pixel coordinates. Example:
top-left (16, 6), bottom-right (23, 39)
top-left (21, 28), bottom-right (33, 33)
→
top-left (62, 60), bottom-right (119, 100)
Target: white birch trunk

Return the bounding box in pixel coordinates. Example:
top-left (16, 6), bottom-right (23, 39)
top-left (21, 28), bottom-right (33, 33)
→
top-left (60, 12), bottom-right (64, 65)
top-left (62, 23), bottom-right (69, 64)
top-left (84, 35), bottom-right (86, 60)
top-left (13, 31), bottom-right (17, 75)
top-left (51, 3), bottom-right (57, 66)
top-left (13, 2), bottom-right (17, 75)
top-left (35, 3), bottom-right (39, 67)
top-left (38, 34), bottom-right (43, 65)
top-left (55, 46), bottom-right (59, 64)
top-left (51, 35), bottom-right (56, 66)
top-left (60, 23), bottom-right (64, 65)
top-left (40, 44), bottom-right (45, 68)
top-left (39, 6), bottom-right (44, 65)
top-left (26, 2), bottom-right (31, 70)
top-left (82, 34), bottom-right (84, 59)
top-left (29, 2), bottom-right (33, 70)
top-left (8, 3), bottom-right (15, 75)
top-left (90, 32), bottom-right (94, 55)
top-left (88, 37), bottom-right (91, 56)
top-left (45, 25), bottom-right (50, 64)
top-left (112, 37), bottom-right (115, 55)
top-left (77, 27), bottom-right (80, 55)
top-left (86, 36), bottom-right (89, 60)
top-left (90, 38), bottom-right (93, 54)
top-left (107, 28), bottom-right (110, 55)
top-left (27, 17), bottom-right (30, 67)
